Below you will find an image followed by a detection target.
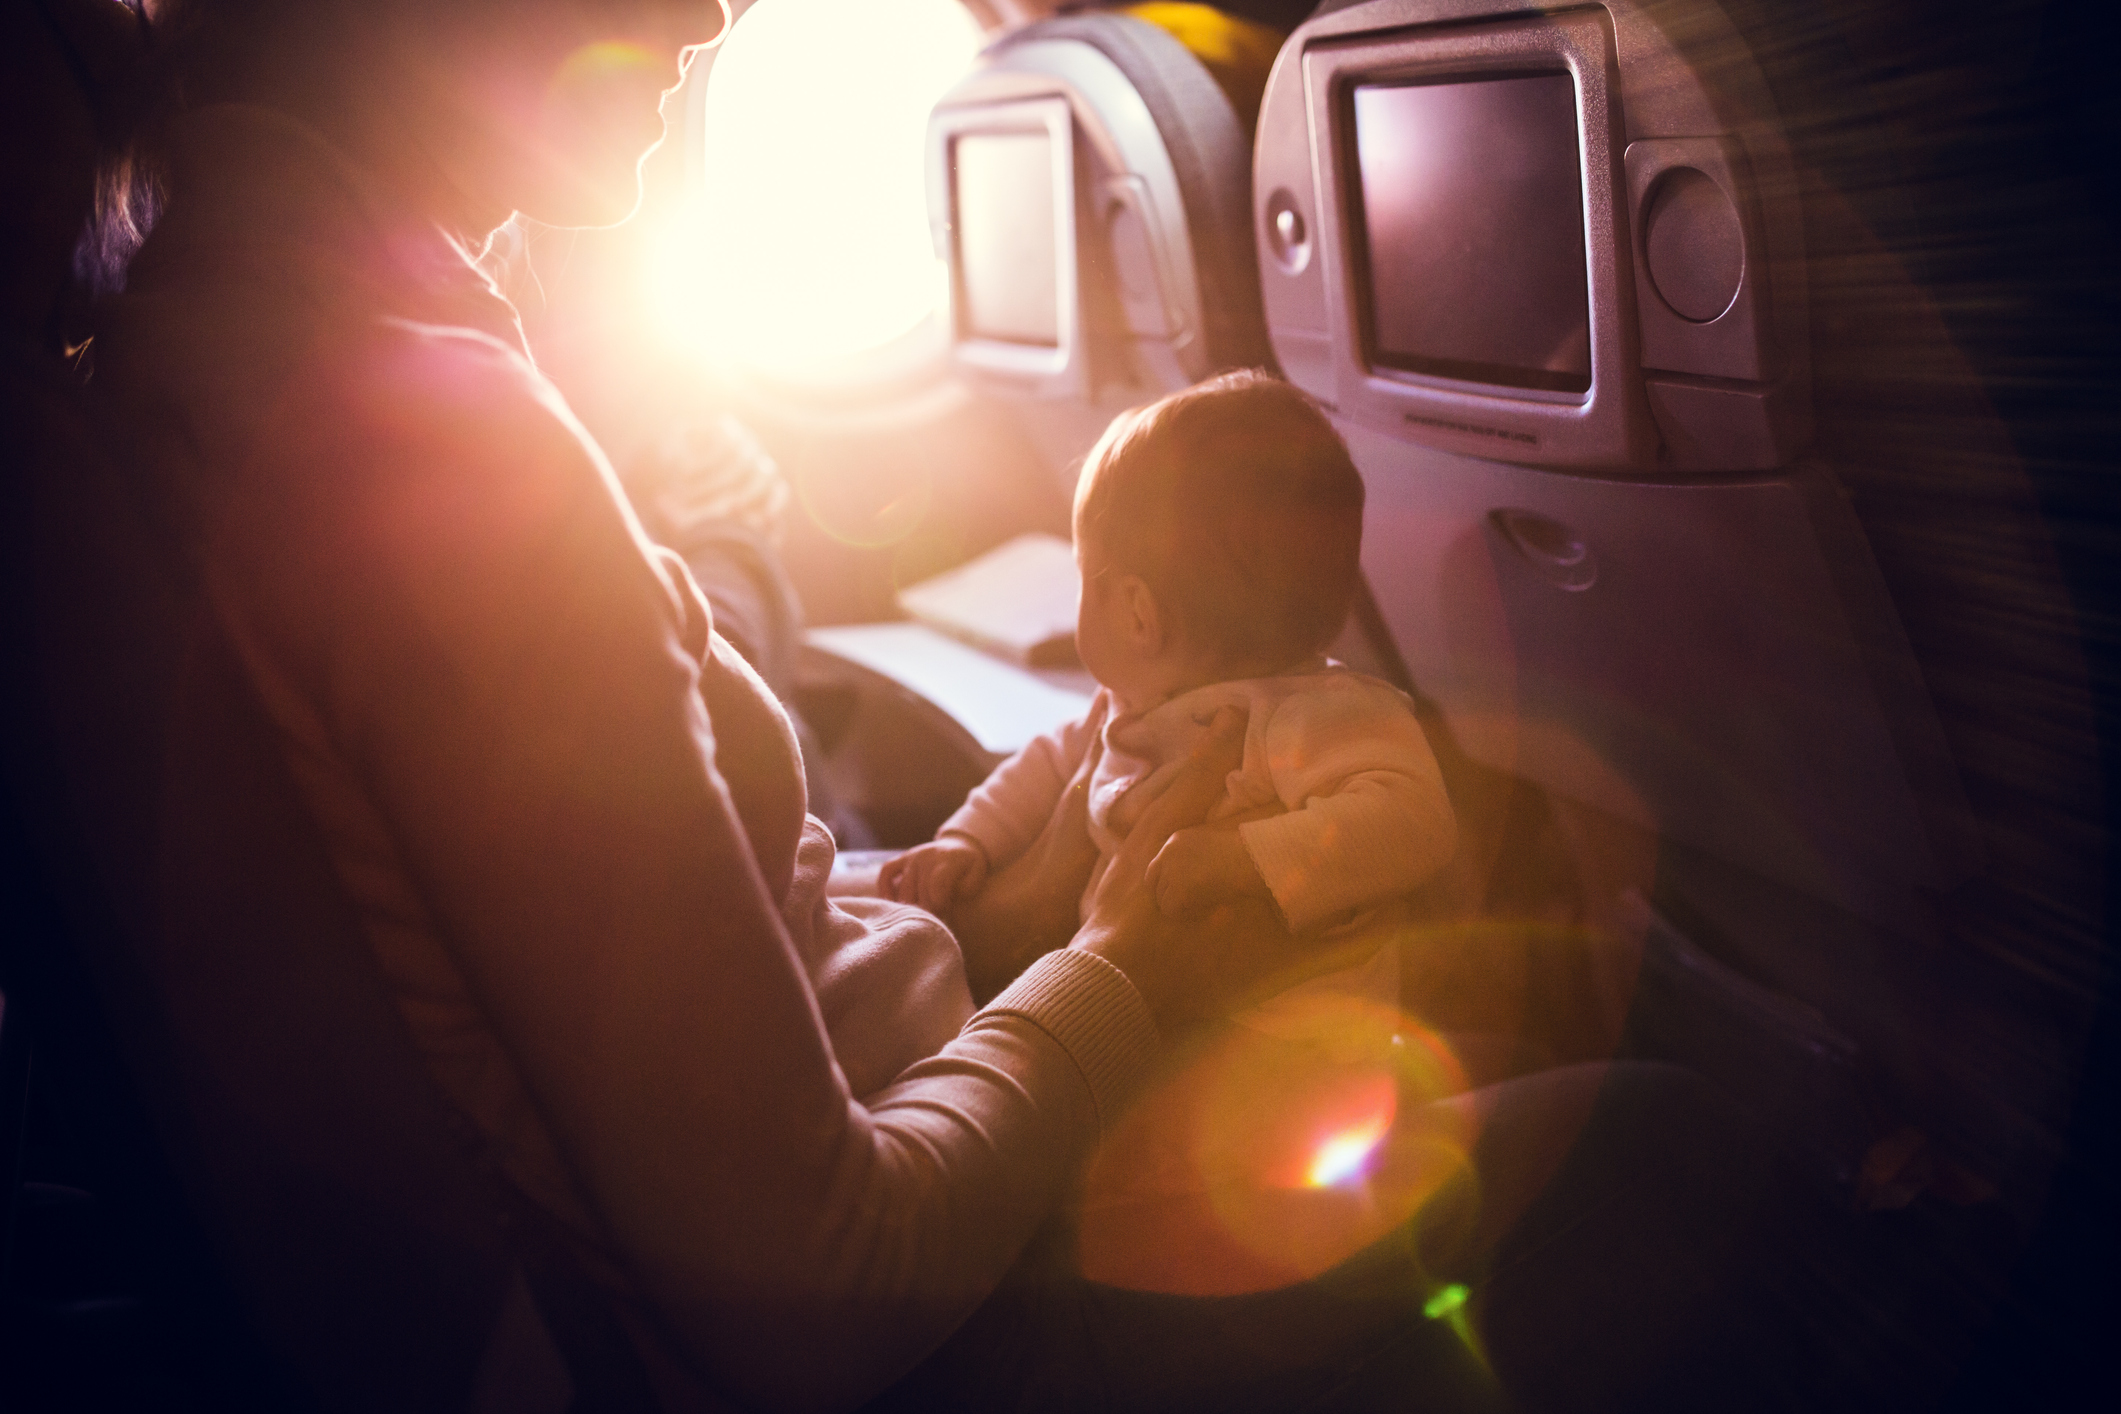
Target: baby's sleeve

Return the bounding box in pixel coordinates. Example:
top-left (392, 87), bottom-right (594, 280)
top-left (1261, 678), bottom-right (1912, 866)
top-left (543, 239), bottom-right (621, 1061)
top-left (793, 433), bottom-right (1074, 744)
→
top-left (1237, 682), bottom-right (1458, 933)
top-left (938, 691), bottom-right (1109, 870)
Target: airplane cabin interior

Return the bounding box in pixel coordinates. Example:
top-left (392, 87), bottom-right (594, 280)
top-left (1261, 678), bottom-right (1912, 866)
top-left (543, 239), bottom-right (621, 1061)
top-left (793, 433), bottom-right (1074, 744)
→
top-left (2, 0), bottom-right (2115, 1411)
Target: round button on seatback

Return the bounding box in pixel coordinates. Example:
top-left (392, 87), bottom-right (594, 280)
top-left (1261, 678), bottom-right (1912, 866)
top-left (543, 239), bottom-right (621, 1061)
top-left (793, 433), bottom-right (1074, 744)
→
top-left (1264, 188), bottom-right (1311, 274)
top-left (1643, 167), bottom-right (1745, 323)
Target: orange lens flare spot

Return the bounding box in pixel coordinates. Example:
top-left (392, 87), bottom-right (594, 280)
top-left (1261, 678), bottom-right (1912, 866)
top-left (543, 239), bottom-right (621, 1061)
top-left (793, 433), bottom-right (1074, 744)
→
top-left (1078, 998), bottom-right (1479, 1296)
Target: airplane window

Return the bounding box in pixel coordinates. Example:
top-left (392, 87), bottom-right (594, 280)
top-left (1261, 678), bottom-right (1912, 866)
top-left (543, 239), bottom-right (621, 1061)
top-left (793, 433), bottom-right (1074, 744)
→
top-left (663, 0), bottom-right (982, 376)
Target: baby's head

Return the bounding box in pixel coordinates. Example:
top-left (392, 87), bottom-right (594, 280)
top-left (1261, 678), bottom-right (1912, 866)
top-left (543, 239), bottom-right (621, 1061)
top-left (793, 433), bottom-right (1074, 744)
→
top-left (1072, 370), bottom-right (1365, 709)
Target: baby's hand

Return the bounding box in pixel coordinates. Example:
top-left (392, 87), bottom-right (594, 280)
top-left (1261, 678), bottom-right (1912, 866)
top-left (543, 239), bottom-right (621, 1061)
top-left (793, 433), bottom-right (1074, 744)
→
top-left (879, 836), bottom-right (990, 915)
top-left (1146, 826), bottom-right (1271, 917)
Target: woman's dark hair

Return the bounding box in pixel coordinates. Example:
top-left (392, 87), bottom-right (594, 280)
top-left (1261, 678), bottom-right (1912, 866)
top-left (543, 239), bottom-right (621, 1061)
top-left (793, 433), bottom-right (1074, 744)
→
top-left (72, 0), bottom-right (221, 295)
top-left (0, 0), bottom-right (152, 337)
top-left (1074, 368), bottom-right (1366, 671)
top-left (81, 0), bottom-right (393, 294)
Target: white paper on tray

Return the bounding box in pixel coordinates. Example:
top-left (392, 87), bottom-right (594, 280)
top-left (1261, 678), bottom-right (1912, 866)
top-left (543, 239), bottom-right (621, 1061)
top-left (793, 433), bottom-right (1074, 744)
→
top-left (896, 532), bottom-right (1080, 665)
top-left (805, 623), bottom-right (1093, 757)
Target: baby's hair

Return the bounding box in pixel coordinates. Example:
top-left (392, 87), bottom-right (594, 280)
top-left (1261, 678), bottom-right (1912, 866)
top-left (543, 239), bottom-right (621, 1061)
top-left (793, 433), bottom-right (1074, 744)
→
top-left (1074, 369), bottom-right (1364, 671)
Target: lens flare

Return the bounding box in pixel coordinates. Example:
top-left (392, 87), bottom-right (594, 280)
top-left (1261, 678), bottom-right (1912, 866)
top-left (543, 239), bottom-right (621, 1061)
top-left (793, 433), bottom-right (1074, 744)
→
top-left (794, 462), bottom-right (935, 549)
top-left (1307, 1112), bottom-right (1392, 1188)
top-left (1078, 997), bottom-right (1478, 1296)
top-left (1424, 1282), bottom-right (1470, 1319)
top-left (1424, 1280), bottom-right (1490, 1369)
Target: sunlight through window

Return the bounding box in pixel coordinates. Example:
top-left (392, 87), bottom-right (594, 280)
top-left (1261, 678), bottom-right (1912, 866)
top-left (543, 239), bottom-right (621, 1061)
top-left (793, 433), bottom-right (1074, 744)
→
top-left (664, 0), bottom-right (981, 375)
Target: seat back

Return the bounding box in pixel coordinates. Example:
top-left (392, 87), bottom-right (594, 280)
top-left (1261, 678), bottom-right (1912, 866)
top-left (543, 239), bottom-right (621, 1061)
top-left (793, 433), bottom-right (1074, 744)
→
top-left (1252, 0), bottom-right (1974, 940)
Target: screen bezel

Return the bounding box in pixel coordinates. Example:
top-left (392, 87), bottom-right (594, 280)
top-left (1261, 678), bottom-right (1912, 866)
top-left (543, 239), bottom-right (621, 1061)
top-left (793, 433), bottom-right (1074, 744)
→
top-left (928, 96), bottom-right (1084, 398)
top-left (1295, 11), bottom-right (1653, 467)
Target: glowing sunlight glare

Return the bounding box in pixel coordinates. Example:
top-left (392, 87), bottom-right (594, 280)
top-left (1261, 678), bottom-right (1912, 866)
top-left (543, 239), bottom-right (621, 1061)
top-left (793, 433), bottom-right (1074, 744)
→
top-left (667, 0), bottom-right (981, 374)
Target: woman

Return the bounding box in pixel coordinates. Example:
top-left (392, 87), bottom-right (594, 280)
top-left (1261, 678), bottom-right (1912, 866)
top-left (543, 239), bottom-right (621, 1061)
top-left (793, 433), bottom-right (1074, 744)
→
top-left (90, 2), bottom-right (1359, 1408)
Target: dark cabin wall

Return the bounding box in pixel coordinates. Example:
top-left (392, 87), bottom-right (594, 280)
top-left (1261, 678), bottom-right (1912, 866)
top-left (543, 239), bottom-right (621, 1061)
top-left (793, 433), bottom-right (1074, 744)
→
top-left (1733, 0), bottom-right (2113, 1143)
top-left (1702, 2), bottom-right (2119, 1407)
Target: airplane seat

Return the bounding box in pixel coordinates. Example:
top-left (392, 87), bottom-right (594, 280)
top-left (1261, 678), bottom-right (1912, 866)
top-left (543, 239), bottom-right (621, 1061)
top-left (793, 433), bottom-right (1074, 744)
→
top-left (0, 4), bottom-right (654, 1408)
top-left (927, 3), bottom-right (1281, 481)
top-left (1254, 0), bottom-right (1983, 1188)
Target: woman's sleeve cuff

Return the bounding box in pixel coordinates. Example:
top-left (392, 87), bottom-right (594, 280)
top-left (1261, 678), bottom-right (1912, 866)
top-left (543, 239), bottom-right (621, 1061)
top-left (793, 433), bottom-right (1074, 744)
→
top-left (979, 948), bottom-right (1159, 1127)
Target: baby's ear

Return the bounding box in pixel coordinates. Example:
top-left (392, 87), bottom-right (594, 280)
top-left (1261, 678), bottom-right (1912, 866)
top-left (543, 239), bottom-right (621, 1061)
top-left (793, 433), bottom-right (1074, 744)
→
top-left (1120, 574), bottom-right (1165, 650)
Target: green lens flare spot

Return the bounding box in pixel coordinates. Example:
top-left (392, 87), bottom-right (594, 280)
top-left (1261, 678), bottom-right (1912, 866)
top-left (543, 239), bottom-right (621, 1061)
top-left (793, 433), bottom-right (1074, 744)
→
top-left (1423, 1283), bottom-right (1470, 1319)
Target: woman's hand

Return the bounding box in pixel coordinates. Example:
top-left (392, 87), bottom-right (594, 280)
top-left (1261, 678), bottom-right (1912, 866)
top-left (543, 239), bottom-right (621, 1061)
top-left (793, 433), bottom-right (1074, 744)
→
top-left (1146, 825), bottom-right (1272, 917)
top-left (1073, 707), bottom-right (1357, 1031)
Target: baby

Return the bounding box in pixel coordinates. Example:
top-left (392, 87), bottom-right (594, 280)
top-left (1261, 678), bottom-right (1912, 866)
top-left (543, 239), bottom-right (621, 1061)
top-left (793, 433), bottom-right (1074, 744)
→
top-left (882, 369), bottom-right (1457, 1047)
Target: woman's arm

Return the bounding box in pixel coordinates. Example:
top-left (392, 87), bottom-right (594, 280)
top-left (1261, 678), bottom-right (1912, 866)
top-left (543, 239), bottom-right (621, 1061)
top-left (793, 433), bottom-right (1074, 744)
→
top-left (239, 324), bottom-right (1217, 1411)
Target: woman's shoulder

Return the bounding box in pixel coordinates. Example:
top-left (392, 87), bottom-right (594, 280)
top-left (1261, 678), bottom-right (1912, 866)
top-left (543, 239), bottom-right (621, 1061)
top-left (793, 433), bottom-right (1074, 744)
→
top-left (286, 317), bottom-right (634, 596)
top-left (105, 263), bottom-right (580, 492)
top-left (341, 314), bottom-right (583, 464)
top-left (102, 265), bottom-right (637, 642)
top-left (103, 104), bottom-right (568, 494)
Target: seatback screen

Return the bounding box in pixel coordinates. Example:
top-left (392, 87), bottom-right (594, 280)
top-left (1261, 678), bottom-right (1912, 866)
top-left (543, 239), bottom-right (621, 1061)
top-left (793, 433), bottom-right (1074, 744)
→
top-left (1352, 72), bottom-right (1591, 394)
top-left (952, 132), bottom-right (1060, 347)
